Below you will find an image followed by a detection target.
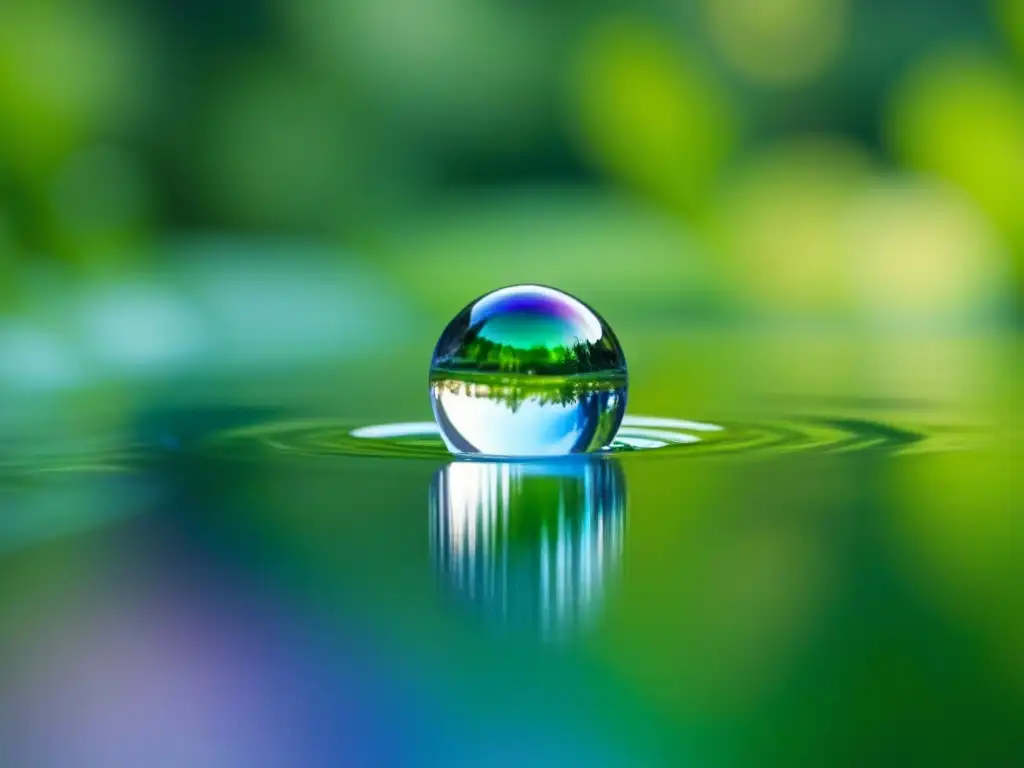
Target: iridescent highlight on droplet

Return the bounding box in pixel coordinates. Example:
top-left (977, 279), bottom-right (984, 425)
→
top-left (429, 285), bottom-right (627, 457)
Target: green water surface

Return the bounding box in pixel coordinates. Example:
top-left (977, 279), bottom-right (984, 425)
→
top-left (0, 331), bottom-right (1019, 766)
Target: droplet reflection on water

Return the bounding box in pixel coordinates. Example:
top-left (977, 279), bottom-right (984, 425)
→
top-left (430, 459), bottom-right (626, 641)
top-left (429, 285), bottom-right (628, 457)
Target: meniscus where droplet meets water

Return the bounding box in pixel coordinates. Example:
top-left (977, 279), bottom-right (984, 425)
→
top-left (429, 284), bottom-right (628, 457)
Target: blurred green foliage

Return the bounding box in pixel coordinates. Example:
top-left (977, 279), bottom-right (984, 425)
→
top-left (0, 5), bottom-right (1020, 762)
top-left (0, 0), bottom-right (1020, 323)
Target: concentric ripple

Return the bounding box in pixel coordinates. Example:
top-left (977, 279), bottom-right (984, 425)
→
top-left (203, 413), bottom-right (980, 461)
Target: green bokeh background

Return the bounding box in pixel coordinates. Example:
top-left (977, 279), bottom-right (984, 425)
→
top-left (0, 0), bottom-right (1020, 326)
top-left (0, 1), bottom-right (1021, 765)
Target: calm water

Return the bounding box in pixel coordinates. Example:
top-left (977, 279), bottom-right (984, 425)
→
top-left (0, 334), bottom-right (1020, 767)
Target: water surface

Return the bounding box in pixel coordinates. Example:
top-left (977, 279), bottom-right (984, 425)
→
top-left (0, 335), bottom-right (1019, 767)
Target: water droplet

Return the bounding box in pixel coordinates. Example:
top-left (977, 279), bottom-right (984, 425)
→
top-left (429, 285), bottom-right (628, 457)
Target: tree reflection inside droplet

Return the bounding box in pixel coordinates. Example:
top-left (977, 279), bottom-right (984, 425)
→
top-left (430, 458), bottom-right (626, 641)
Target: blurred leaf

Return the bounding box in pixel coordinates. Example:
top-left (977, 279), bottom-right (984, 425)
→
top-left (707, 137), bottom-right (873, 317)
top-left (886, 49), bottom-right (1024, 244)
top-left (993, 0), bottom-right (1024, 61)
top-left (0, 1), bottom-right (149, 175)
top-left (568, 18), bottom-right (737, 212)
top-left (699, 0), bottom-right (849, 86)
top-left (844, 177), bottom-right (1011, 324)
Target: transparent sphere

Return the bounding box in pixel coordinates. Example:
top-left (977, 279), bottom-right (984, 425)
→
top-left (429, 284), bottom-right (628, 456)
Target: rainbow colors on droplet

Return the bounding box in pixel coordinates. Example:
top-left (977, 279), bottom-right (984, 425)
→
top-left (429, 285), bottom-right (627, 457)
